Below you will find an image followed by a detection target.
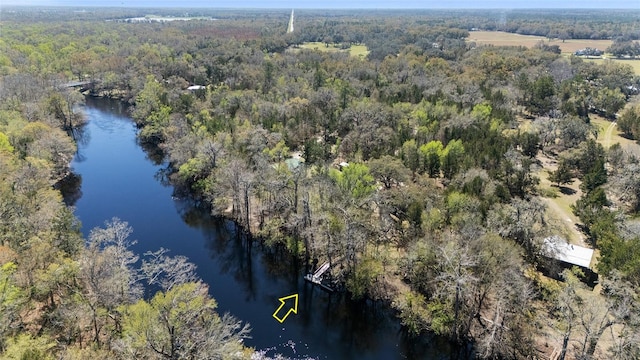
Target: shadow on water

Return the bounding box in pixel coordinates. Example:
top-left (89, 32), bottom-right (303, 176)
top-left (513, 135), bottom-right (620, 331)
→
top-left (57, 172), bottom-right (83, 207)
top-left (176, 200), bottom-right (460, 359)
top-left (139, 140), bottom-right (166, 166)
top-left (179, 203), bottom-right (260, 300)
top-left (84, 95), bottom-right (129, 115)
top-left (154, 167), bottom-right (173, 187)
top-left (71, 124), bottom-right (90, 149)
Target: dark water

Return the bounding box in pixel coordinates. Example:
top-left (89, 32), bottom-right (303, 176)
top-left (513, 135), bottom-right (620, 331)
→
top-left (67, 97), bottom-right (451, 360)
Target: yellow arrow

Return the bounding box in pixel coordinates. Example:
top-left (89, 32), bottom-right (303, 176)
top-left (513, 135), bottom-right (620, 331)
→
top-left (272, 294), bottom-right (299, 323)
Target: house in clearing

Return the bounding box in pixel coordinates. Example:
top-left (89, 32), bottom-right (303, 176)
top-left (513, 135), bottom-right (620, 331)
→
top-left (542, 235), bottom-right (597, 284)
top-left (574, 47), bottom-right (603, 57)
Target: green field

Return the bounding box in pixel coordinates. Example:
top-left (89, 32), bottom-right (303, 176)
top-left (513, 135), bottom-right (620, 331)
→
top-left (592, 115), bottom-right (640, 156)
top-left (294, 42), bottom-right (370, 58)
top-left (583, 58), bottom-right (640, 76)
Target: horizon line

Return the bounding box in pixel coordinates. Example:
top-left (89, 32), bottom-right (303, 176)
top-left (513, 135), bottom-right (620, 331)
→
top-left (2, 5), bottom-right (640, 10)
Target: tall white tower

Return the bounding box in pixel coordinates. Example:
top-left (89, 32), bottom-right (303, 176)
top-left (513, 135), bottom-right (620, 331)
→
top-left (287, 9), bottom-right (294, 34)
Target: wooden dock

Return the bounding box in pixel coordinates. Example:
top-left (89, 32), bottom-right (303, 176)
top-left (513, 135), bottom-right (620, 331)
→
top-left (304, 262), bottom-right (334, 292)
top-left (60, 80), bottom-right (93, 88)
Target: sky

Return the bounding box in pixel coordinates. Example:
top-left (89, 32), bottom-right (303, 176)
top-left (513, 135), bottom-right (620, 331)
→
top-left (2, 0), bottom-right (639, 8)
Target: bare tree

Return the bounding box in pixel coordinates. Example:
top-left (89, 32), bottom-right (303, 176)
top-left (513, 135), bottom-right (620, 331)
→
top-left (598, 271), bottom-right (640, 359)
top-left (556, 271), bottom-right (580, 360)
top-left (78, 218), bottom-right (140, 347)
top-left (473, 234), bottom-right (537, 359)
top-left (434, 239), bottom-right (479, 342)
top-left (553, 269), bottom-right (639, 360)
top-left (140, 248), bottom-right (198, 292)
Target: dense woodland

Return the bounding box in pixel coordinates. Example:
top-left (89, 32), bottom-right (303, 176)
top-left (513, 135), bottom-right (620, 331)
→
top-left (2, 6), bottom-right (640, 359)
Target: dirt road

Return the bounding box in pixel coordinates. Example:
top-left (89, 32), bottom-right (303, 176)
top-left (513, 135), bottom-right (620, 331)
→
top-left (602, 121), bottom-right (617, 149)
top-left (536, 154), bottom-right (587, 247)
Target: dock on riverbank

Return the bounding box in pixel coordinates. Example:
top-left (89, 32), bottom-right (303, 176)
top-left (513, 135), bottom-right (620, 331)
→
top-left (304, 262), bottom-right (334, 292)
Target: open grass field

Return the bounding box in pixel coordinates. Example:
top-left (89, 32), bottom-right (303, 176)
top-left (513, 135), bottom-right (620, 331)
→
top-left (467, 31), bottom-right (640, 75)
top-left (583, 57), bottom-right (640, 75)
top-left (592, 95), bottom-right (640, 153)
top-left (467, 31), bottom-right (613, 55)
top-left (293, 42), bottom-right (370, 58)
top-left (592, 116), bottom-right (640, 156)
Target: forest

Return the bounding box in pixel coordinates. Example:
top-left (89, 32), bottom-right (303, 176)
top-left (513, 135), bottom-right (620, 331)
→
top-left (1, 5), bottom-right (640, 359)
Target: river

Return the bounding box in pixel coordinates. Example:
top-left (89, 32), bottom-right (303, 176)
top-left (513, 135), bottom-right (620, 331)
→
top-left (65, 97), bottom-right (451, 359)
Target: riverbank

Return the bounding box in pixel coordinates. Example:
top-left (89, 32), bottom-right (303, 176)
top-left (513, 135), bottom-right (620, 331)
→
top-left (69, 96), bottom-right (455, 359)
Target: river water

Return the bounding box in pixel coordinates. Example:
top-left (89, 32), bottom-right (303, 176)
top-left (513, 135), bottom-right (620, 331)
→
top-left (66, 97), bottom-right (451, 359)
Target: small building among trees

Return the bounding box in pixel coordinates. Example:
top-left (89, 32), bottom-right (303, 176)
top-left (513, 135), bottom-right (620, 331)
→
top-left (542, 235), bottom-right (598, 285)
top-left (574, 47), bottom-right (603, 57)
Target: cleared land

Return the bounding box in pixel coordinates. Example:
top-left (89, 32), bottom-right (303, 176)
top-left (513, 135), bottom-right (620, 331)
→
top-left (534, 102), bottom-right (640, 268)
top-left (119, 15), bottom-right (215, 22)
top-left (468, 31), bottom-right (612, 54)
top-left (592, 95), bottom-right (640, 154)
top-left (583, 57), bottom-right (640, 75)
top-left (467, 31), bottom-right (640, 75)
top-left (293, 42), bottom-right (370, 58)
top-left (592, 116), bottom-right (640, 156)
top-left (536, 154), bottom-right (586, 247)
